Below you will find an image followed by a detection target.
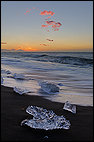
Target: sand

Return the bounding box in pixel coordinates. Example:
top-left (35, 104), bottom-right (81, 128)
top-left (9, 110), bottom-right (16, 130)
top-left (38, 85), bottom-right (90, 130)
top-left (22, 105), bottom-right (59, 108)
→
top-left (1, 85), bottom-right (93, 141)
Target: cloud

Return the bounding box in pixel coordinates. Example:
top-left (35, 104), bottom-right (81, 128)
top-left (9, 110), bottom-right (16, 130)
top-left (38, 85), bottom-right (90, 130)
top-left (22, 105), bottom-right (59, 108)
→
top-left (45, 20), bottom-right (55, 25)
top-left (41, 25), bottom-right (48, 27)
top-left (24, 7), bottom-right (39, 15)
top-left (47, 16), bottom-right (51, 19)
top-left (1, 42), bottom-right (7, 44)
top-left (46, 39), bottom-right (53, 42)
top-left (40, 44), bottom-right (48, 46)
top-left (24, 9), bottom-right (31, 15)
top-left (42, 20), bottom-right (62, 31)
top-left (40, 10), bottom-right (55, 16)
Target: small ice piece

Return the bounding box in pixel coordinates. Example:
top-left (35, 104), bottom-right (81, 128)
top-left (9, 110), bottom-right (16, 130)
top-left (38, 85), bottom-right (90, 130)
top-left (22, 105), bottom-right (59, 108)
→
top-left (39, 81), bottom-right (59, 94)
top-left (1, 77), bottom-right (4, 84)
top-left (21, 105), bottom-right (71, 130)
top-left (6, 70), bottom-right (11, 74)
top-left (44, 136), bottom-right (48, 139)
top-left (14, 87), bottom-right (30, 95)
top-left (13, 73), bottom-right (25, 80)
top-left (63, 101), bottom-right (76, 114)
top-left (1, 69), bottom-right (11, 74)
top-left (57, 83), bottom-right (64, 86)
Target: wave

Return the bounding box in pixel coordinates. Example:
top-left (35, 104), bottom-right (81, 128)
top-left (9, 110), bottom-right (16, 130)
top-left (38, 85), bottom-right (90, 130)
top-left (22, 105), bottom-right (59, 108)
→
top-left (32, 55), bottom-right (93, 67)
top-left (22, 53), bottom-right (48, 58)
top-left (1, 52), bottom-right (93, 67)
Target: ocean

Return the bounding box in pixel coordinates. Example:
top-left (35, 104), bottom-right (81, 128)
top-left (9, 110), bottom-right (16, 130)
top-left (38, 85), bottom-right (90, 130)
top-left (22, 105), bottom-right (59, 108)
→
top-left (1, 51), bottom-right (93, 106)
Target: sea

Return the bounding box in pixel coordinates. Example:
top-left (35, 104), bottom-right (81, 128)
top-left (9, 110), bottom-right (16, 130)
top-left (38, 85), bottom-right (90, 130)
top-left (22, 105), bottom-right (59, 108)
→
top-left (1, 51), bottom-right (93, 106)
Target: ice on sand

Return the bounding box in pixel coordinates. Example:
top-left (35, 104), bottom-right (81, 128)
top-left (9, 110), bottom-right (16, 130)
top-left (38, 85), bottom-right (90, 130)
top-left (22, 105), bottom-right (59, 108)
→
top-left (14, 87), bottom-right (30, 95)
top-left (21, 105), bottom-right (71, 130)
top-left (63, 101), bottom-right (76, 114)
top-left (39, 81), bottom-right (59, 94)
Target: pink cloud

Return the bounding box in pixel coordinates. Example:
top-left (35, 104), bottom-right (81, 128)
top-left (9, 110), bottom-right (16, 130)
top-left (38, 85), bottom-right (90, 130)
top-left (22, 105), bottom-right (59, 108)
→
top-left (24, 9), bottom-right (31, 15)
top-left (46, 39), bottom-right (53, 42)
top-left (55, 22), bottom-right (62, 27)
top-left (40, 10), bottom-right (55, 16)
top-left (53, 29), bottom-right (59, 31)
top-left (40, 44), bottom-right (48, 46)
top-left (45, 20), bottom-right (55, 25)
top-left (43, 20), bottom-right (62, 31)
top-left (24, 7), bottom-right (39, 15)
top-left (41, 25), bottom-right (48, 27)
top-left (47, 16), bottom-right (51, 19)
top-left (26, 10), bottom-right (31, 13)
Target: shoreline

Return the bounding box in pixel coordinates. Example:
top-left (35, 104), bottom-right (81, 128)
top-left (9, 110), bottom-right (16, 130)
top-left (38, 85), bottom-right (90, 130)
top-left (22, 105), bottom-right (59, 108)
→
top-left (1, 85), bottom-right (93, 141)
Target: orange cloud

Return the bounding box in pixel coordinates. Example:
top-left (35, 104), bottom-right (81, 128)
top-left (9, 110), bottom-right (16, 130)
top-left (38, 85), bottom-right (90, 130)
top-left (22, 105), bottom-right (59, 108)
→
top-left (1, 42), bottom-right (7, 44)
top-left (40, 44), bottom-right (48, 46)
top-left (40, 10), bottom-right (55, 16)
top-left (42, 20), bottom-right (62, 31)
top-left (24, 9), bottom-right (31, 15)
top-left (41, 24), bottom-right (48, 27)
top-left (46, 39), bottom-right (53, 42)
top-left (16, 45), bottom-right (38, 52)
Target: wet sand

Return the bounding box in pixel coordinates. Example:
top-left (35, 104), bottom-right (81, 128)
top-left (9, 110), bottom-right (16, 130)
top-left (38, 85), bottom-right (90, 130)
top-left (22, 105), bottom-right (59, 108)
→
top-left (1, 85), bottom-right (93, 141)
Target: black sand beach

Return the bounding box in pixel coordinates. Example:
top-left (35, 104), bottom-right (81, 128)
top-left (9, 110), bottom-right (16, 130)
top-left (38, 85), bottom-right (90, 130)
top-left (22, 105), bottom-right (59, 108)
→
top-left (1, 85), bottom-right (93, 141)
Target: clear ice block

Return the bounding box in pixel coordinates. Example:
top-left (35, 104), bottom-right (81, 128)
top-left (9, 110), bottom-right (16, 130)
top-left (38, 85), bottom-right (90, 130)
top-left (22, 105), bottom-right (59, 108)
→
top-left (39, 81), bottom-right (59, 94)
top-left (14, 87), bottom-right (30, 95)
top-left (21, 105), bottom-right (71, 130)
top-left (63, 101), bottom-right (76, 114)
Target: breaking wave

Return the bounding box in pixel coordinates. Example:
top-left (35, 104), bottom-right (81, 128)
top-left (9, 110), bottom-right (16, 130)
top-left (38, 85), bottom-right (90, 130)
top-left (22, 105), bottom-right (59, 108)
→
top-left (34, 55), bottom-right (93, 66)
top-left (1, 52), bottom-right (93, 67)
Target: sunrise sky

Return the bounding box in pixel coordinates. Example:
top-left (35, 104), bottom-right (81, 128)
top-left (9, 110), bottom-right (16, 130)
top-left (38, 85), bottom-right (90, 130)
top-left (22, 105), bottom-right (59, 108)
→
top-left (1, 1), bottom-right (93, 52)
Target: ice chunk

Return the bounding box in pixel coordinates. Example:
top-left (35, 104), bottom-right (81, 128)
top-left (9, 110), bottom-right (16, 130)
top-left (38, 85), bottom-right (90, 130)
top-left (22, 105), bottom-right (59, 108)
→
top-left (14, 87), bottom-right (30, 95)
top-left (44, 136), bottom-right (48, 139)
top-left (6, 70), bottom-right (11, 74)
top-left (1, 69), bottom-right (11, 74)
top-left (26, 105), bottom-right (56, 120)
top-left (39, 81), bottom-right (59, 94)
top-left (63, 101), bottom-right (76, 114)
top-left (21, 105), bottom-right (71, 130)
top-left (13, 73), bottom-right (25, 80)
top-left (57, 83), bottom-right (64, 86)
top-left (1, 77), bottom-right (4, 84)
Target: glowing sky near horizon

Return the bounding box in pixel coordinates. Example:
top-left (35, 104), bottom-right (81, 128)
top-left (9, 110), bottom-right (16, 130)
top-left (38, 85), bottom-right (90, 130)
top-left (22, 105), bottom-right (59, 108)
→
top-left (1, 1), bottom-right (93, 52)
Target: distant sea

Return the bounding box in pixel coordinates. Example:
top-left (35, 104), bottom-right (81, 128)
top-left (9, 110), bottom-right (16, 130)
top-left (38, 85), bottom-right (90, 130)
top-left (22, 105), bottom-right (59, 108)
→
top-left (1, 52), bottom-right (93, 106)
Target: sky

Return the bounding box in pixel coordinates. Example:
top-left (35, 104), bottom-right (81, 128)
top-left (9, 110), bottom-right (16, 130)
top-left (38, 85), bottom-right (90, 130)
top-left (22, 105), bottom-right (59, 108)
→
top-left (1, 1), bottom-right (93, 52)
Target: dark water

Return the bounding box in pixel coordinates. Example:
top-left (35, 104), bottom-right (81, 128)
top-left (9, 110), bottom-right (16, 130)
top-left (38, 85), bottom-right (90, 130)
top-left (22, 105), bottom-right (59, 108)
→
top-left (1, 52), bottom-right (93, 67)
